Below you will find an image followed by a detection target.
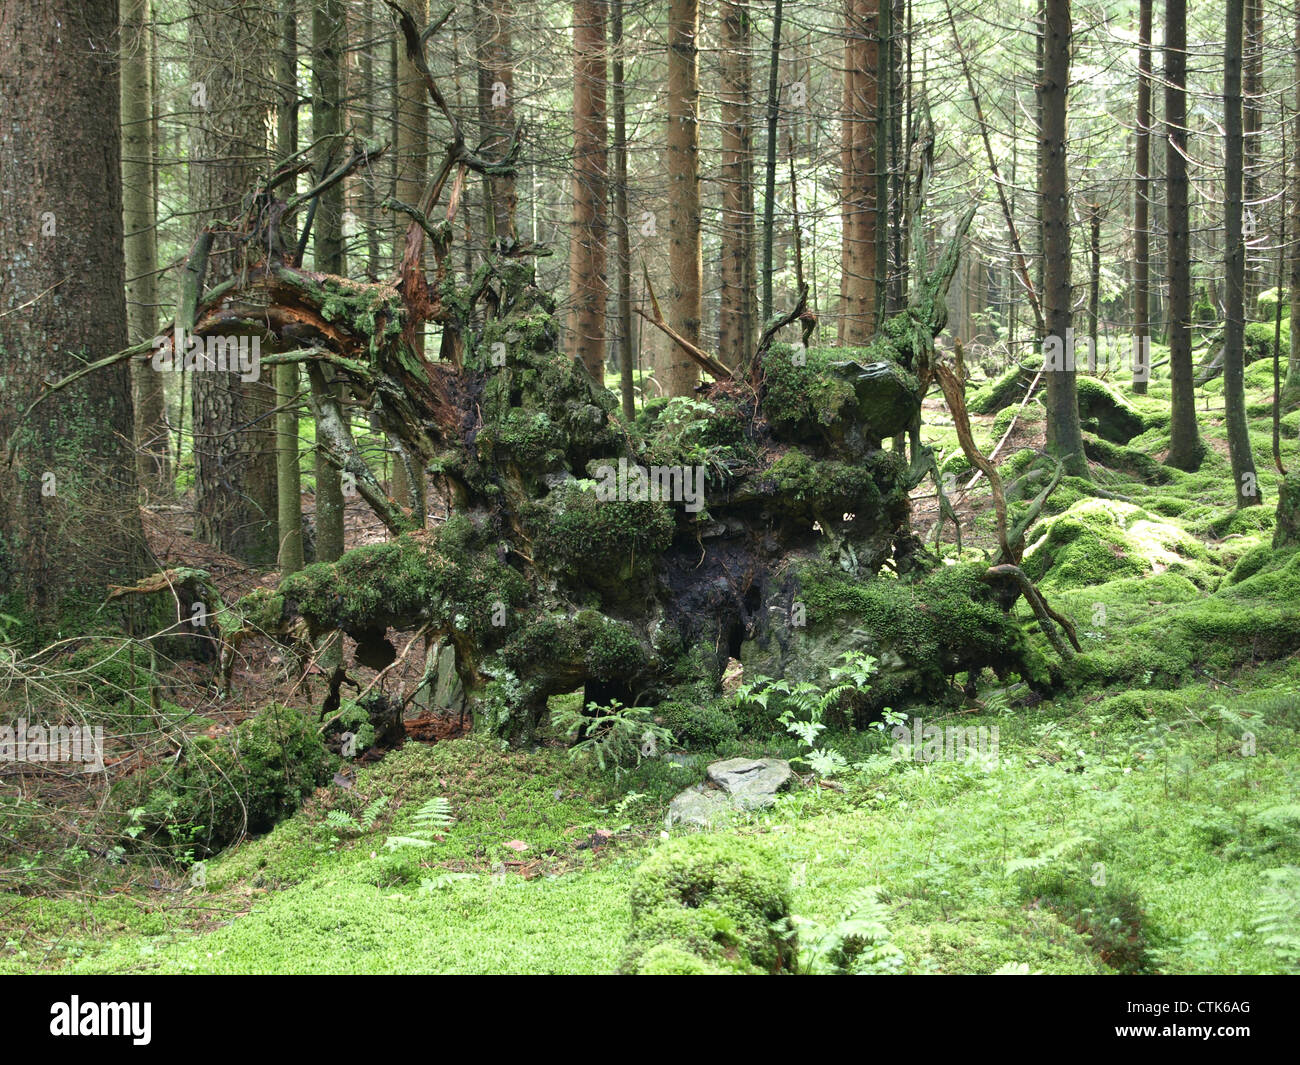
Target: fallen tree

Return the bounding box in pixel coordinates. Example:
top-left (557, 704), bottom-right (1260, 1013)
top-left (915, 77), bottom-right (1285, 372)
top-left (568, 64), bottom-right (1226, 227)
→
top-left (33, 7), bottom-right (1068, 741)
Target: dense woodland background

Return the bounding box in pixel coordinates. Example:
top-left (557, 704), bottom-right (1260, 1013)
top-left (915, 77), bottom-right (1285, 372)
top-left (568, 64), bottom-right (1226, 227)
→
top-left (1, 0), bottom-right (1300, 977)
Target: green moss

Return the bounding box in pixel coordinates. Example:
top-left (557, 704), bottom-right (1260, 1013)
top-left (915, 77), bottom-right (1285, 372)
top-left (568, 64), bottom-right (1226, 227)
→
top-left (278, 519), bottom-right (527, 642)
top-left (622, 835), bottom-right (794, 974)
top-left (634, 942), bottom-right (728, 974)
top-left (1022, 499), bottom-right (1215, 592)
top-left (656, 699), bottom-right (740, 749)
top-left (139, 703), bottom-right (331, 857)
top-left (764, 449), bottom-right (903, 517)
top-left (1076, 377), bottom-right (1145, 444)
top-left (530, 482), bottom-right (675, 586)
top-left (793, 560), bottom-right (1037, 697)
top-left (970, 356), bottom-right (1040, 415)
top-left (503, 610), bottom-right (647, 682)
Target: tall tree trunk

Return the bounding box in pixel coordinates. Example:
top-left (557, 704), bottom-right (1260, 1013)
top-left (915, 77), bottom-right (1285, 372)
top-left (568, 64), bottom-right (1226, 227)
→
top-left (1287, 4), bottom-right (1300, 403)
top-left (1088, 203), bottom-right (1101, 371)
top-left (391, 0), bottom-right (427, 520)
top-left (718, 0), bottom-right (755, 369)
top-left (0, 0), bottom-right (149, 625)
top-left (1243, 0), bottom-right (1262, 309)
top-left (188, 0), bottom-right (279, 564)
top-left (612, 0), bottom-right (636, 419)
top-left (475, 0), bottom-right (517, 247)
top-left (123, 0), bottom-right (170, 499)
top-left (1040, 0), bottom-right (1087, 477)
top-left (568, 0), bottom-right (609, 383)
top-left (1224, 0), bottom-right (1260, 507)
top-left (760, 0), bottom-right (784, 323)
top-left (839, 0), bottom-right (879, 345)
top-left (664, 0), bottom-right (701, 395)
top-left (311, 0), bottom-right (348, 562)
top-left (1164, 0), bottom-right (1203, 470)
top-left (1133, 0), bottom-right (1152, 393)
top-left (276, 0), bottom-right (304, 574)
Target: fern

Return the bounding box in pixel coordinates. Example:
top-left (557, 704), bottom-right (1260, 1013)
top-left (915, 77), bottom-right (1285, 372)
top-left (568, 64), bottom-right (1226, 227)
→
top-left (1004, 835), bottom-right (1095, 876)
top-left (360, 795), bottom-right (389, 830)
top-left (794, 886), bottom-right (904, 975)
top-left (419, 872), bottom-right (477, 893)
top-left (381, 797), bottom-right (454, 852)
top-left (1254, 866), bottom-right (1300, 971)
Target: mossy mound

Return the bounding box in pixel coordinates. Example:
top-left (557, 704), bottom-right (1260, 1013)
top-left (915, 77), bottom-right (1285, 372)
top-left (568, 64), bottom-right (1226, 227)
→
top-left (1076, 377), bottom-right (1145, 444)
top-left (761, 343), bottom-right (919, 448)
top-left (745, 560), bottom-right (1041, 711)
top-left (138, 703), bottom-right (331, 857)
top-left (621, 835), bottom-right (794, 974)
top-left (1022, 499), bottom-right (1215, 592)
top-left (969, 357), bottom-right (1040, 415)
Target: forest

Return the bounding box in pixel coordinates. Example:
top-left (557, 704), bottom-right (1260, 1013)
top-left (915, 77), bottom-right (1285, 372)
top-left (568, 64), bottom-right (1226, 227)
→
top-left (0, 0), bottom-right (1298, 987)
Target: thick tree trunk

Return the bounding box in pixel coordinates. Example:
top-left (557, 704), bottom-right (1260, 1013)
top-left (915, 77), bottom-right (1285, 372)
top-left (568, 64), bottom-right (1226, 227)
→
top-left (123, 0), bottom-right (170, 498)
top-left (839, 0), bottom-right (879, 346)
top-left (567, 0), bottom-right (608, 383)
top-left (188, 0), bottom-right (280, 565)
top-left (1164, 0), bottom-right (1203, 471)
top-left (1040, 0), bottom-right (1087, 477)
top-left (718, 0), bottom-right (755, 370)
top-left (663, 0), bottom-right (701, 395)
top-left (1133, 0), bottom-right (1153, 393)
top-left (1224, 0), bottom-right (1260, 507)
top-left (760, 0), bottom-right (784, 323)
top-left (1285, 6), bottom-right (1300, 404)
top-left (612, 0), bottom-right (636, 419)
top-left (475, 0), bottom-right (517, 248)
top-left (390, 0), bottom-right (428, 521)
top-left (0, 0), bottom-right (149, 624)
top-left (1243, 0), bottom-right (1262, 309)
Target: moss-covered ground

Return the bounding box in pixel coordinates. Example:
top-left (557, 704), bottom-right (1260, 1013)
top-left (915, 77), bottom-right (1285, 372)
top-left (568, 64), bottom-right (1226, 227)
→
top-left (3, 349), bottom-right (1298, 975)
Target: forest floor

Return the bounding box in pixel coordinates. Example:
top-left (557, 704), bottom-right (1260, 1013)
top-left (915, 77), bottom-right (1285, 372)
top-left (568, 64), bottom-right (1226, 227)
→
top-left (2, 357), bottom-right (1299, 974)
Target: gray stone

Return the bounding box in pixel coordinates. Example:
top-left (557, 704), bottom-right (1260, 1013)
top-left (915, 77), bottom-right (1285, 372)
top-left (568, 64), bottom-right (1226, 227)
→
top-left (706, 757), bottom-right (795, 810)
top-left (667, 786), bottom-right (734, 828)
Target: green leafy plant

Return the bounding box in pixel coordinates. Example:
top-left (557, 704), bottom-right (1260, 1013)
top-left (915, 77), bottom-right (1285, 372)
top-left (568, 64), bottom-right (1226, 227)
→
top-left (325, 795), bottom-right (389, 837)
top-left (382, 797), bottom-right (454, 851)
top-left (1254, 866), bottom-right (1300, 971)
top-left (791, 886), bottom-right (905, 974)
top-left (553, 699), bottom-right (673, 777)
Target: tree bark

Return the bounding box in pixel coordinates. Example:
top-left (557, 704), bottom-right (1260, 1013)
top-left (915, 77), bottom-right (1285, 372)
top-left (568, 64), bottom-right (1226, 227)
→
top-left (123, 0), bottom-right (170, 498)
top-left (760, 0), bottom-right (784, 323)
top-left (1243, 0), bottom-right (1262, 309)
top-left (612, 0), bottom-right (636, 419)
top-left (718, 0), bottom-right (755, 370)
top-left (1285, 3), bottom-right (1300, 404)
top-left (1040, 0), bottom-right (1087, 477)
top-left (276, 0), bottom-right (304, 573)
top-left (839, 0), bottom-right (879, 346)
top-left (188, 0), bottom-right (280, 564)
top-left (391, 0), bottom-right (428, 520)
top-left (1164, 0), bottom-right (1203, 470)
top-left (664, 0), bottom-right (701, 395)
top-left (1133, 0), bottom-right (1152, 393)
top-left (567, 0), bottom-right (609, 383)
top-left (1224, 0), bottom-right (1260, 507)
top-left (475, 0), bottom-right (517, 248)
top-left (312, 0), bottom-right (348, 562)
top-left (0, 0), bottom-right (150, 625)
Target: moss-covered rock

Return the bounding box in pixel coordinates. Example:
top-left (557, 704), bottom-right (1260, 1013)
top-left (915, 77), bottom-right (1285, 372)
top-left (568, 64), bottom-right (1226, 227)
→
top-left (1076, 377), bottom-right (1145, 444)
top-left (1022, 499), bottom-right (1214, 591)
top-left (621, 835), bottom-right (794, 974)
